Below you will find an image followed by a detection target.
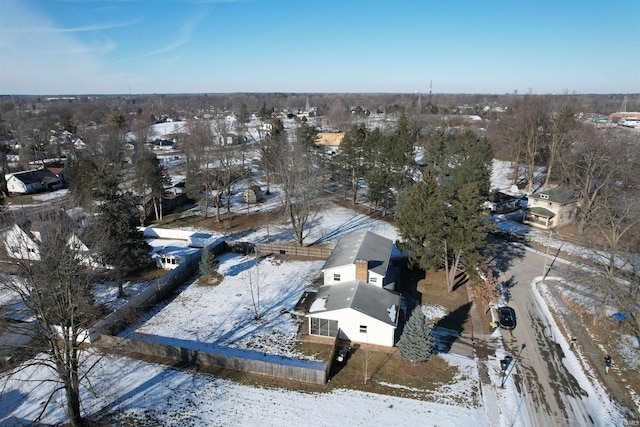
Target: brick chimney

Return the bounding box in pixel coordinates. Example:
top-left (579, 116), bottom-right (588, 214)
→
top-left (355, 259), bottom-right (368, 282)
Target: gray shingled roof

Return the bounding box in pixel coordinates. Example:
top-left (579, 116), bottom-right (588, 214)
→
top-left (530, 187), bottom-right (576, 204)
top-left (9, 169), bottom-right (58, 185)
top-left (321, 230), bottom-right (392, 277)
top-left (308, 280), bottom-right (400, 326)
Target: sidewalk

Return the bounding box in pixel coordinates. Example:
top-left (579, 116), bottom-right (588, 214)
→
top-left (541, 279), bottom-right (635, 417)
top-left (465, 284), bottom-right (503, 426)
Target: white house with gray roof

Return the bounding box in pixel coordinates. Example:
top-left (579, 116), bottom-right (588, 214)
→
top-left (321, 230), bottom-right (395, 290)
top-left (306, 280), bottom-right (400, 347)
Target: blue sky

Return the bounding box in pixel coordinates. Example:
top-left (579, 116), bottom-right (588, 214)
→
top-left (1, 0), bottom-right (638, 95)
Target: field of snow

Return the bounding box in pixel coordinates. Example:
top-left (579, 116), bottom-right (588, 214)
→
top-left (1, 350), bottom-right (485, 426)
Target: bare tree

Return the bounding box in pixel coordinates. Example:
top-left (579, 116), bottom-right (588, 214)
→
top-left (473, 268), bottom-right (502, 312)
top-left (211, 117), bottom-right (242, 215)
top-left (579, 186), bottom-right (640, 325)
top-left (515, 96), bottom-right (549, 193)
top-left (270, 127), bottom-right (325, 246)
top-left (561, 125), bottom-right (620, 234)
top-left (184, 119), bottom-right (218, 219)
top-left (542, 104), bottom-right (576, 189)
top-left (0, 210), bottom-right (105, 426)
top-left (245, 250), bottom-right (262, 320)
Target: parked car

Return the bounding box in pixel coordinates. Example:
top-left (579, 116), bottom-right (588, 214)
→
top-left (498, 306), bottom-right (517, 330)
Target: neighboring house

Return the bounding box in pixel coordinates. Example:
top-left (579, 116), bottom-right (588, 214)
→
top-left (3, 223), bottom-right (41, 261)
top-left (150, 139), bottom-right (176, 151)
top-left (3, 221), bottom-right (99, 266)
top-left (523, 187), bottom-right (577, 230)
top-left (321, 230), bottom-right (395, 290)
top-left (5, 169), bottom-right (63, 194)
top-left (306, 280), bottom-right (400, 347)
top-left (137, 191), bottom-right (190, 220)
top-left (315, 132), bottom-right (344, 147)
top-left (483, 191), bottom-right (520, 213)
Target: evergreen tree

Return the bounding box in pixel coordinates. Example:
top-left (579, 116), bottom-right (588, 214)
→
top-left (333, 123), bottom-right (368, 202)
top-left (295, 122), bottom-right (320, 148)
top-left (443, 130), bottom-right (493, 199)
top-left (398, 308), bottom-right (435, 365)
top-left (96, 195), bottom-right (152, 297)
top-left (397, 169), bottom-right (447, 274)
top-left (199, 246), bottom-right (219, 276)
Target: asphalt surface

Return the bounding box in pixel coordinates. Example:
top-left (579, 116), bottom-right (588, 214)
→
top-left (486, 240), bottom-right (634, 426)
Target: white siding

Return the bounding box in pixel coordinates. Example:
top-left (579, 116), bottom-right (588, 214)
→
top-left (6, 176), bottom-right (28, 194)
top-left (323, 265), bottom-right (357, 285)
top-left (368, 271), bottom-right (386, 288)
top-left (309, 308), bottom-right (396, 347)
top-left (324, 266), bottom-right (387, 288)
top-left (4, 225), bottom-right (40, 260)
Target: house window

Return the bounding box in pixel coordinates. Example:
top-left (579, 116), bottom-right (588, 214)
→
top-left (370, 277), bottom-right (377, 283)
top-left (359, 325), bottom-right (367, 334)
top-left (310, 318), bottom-right (338, 337)
top-left (333, 273), bottom-right (341, 282)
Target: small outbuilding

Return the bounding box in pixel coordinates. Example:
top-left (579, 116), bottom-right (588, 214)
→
top-left (243, 185), bottom-right (263, 204)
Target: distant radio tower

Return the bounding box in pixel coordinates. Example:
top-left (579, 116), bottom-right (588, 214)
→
top-left (429, 80), bottom-right (433, 104)
top-left (620, 95), bottom-right (628, 113)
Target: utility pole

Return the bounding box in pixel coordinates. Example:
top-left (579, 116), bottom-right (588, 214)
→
top-left (543, 229), bottom-right (553, 279)
top-left (501, 343), bottom-right (526, 388)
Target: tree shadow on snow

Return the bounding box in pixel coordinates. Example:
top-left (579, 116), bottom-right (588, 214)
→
top-left (432, 302), bottom-right (472, 353)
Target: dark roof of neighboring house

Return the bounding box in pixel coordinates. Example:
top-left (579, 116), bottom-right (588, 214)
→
top-left (529, 187), bottom-right (576, 204)
top-left (489, 191), bottom-right (517, 203)
top-left (8, 169), bottom-right (59, 185)
top-left (321, 230), bottom-right (393, 277)
top-left (308, 280), bottom-right (400, 326)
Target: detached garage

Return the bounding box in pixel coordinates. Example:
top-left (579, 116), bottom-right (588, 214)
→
top-left (306, 280), bottom-right (400, 347)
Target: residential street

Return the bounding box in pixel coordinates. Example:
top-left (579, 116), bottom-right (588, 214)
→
top-left (490, 240), bottom-right (622, 426)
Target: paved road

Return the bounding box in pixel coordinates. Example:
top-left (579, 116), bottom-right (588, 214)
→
top-left (491, 241), bottom-right (597, 426)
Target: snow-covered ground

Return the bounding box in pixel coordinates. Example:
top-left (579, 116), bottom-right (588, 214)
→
top-left (0, 159), bottom-right (633, 426)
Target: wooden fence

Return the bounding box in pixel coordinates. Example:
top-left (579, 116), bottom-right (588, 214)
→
top-left (95, 333), bottom-right (328, 384)
top-left (254, 242), bottom-right (332, 259)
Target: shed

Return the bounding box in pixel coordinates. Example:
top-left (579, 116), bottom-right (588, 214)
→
top-left (243, 185), bottom-right (263, 204)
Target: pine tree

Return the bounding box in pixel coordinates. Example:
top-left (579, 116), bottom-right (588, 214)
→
top-left (398, 308), bottom-right (435, 365)
top-left (397, 169), bottom-right (447, 273)
top-left (199, 246), bottom-right (219, 276)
